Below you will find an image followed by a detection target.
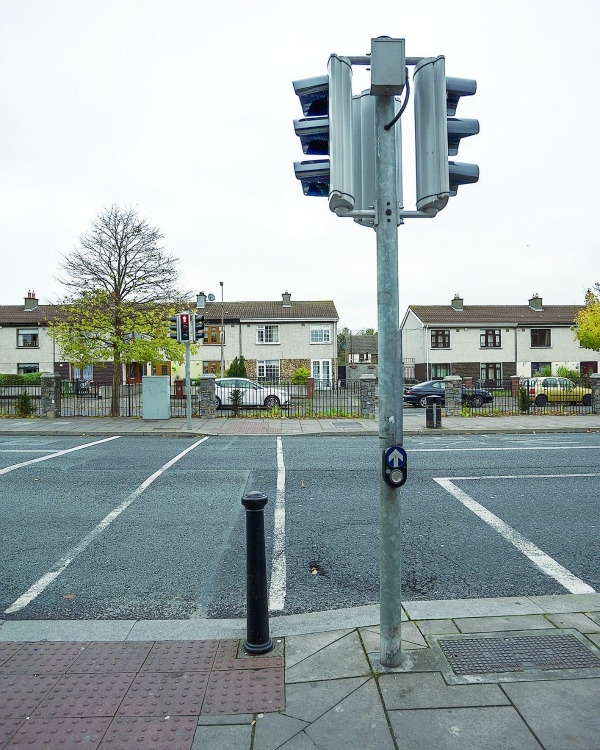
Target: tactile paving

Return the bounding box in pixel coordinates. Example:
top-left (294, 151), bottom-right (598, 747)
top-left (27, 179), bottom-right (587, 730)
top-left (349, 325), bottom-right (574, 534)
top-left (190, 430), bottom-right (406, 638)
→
top-left (0, 643), bottom-right (23, 668)
top-left (202, 667), bottom-right (285, 715)
top-left (440, 633), bottom-right (600, 675)
top-left (0, 641), bottom-right (88, 674)
top-left (68, 641), bottom-right (153, 673)
top-left (34, 672), bottom-right (136, 717)
top-left (141, 640), bottom-right (218, 673)
top-left (99, 716), bottom-right (197, 748)
top-left (117, 671), bottom-right (210, 716)
top-left (0, 673), bottom-right (62, 718)
top-left (7, 717), bottom-right (111, 749)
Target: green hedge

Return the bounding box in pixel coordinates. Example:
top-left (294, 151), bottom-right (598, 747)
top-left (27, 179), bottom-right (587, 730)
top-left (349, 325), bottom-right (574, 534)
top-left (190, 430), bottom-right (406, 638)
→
top-left (0, 373), bottom-right (42, 385)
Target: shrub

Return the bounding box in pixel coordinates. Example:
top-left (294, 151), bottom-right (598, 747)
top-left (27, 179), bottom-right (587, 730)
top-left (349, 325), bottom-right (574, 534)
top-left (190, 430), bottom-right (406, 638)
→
top-left (519, 386), bottom-right (530, 413)
top-left (226, 356), bottom-right (247, 378)
top-left (291, 367), bottom-right (311, 385)
top-left (230, 388), bottom-right (244, 416)
top-left (0, 374), bottom-right (25, 385)
top-left (15, 391), bottom-right (35, 417)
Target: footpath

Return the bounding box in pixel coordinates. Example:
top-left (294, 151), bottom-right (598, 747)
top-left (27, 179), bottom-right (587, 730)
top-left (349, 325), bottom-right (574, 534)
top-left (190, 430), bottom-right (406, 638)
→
top-left (0, 413), bottom-right (599, 749)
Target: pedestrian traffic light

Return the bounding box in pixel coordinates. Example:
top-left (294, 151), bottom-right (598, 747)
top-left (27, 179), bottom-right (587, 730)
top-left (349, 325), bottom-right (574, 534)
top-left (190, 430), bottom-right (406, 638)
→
top-left (179, 312), bottom-right (190, 342)
top-left (413, 56), bottom-right (479, 212)
top-left (169, 315), bottom-right (179, 340)
top-left (194, 314), bottom-right (205, 342)
top-left (293, 54), bottom-right (355, 213)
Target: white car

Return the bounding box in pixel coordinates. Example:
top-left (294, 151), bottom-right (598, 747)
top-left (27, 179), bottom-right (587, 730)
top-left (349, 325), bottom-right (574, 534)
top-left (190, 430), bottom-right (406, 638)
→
top-left (214, 378), bottom-right (290, 409)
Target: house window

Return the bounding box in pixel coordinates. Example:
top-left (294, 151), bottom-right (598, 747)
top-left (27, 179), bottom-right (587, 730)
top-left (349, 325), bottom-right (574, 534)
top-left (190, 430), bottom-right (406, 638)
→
top-left (531, 362), bottom-right (551, 376)
top-left (257, 324), bottom-right (279, 344)
top-left (203, 326), bottom-right (223, 345)
top-left (431, 363), bottom-right (450, 378)
top-left (480, 329), bottom-right (501, 348)
top-left (310, 324), bottom-right (331, 344)
top-left (257, 360), bottom-right (280, 382)
top-left (431, 329), bottom-right (450, 348)
top-left (531, 329), bottom-right (551, 347)
top-left (203, 361), bottom-right (222, 375)
top-left (18, 363), bottom-right (39, 374)
top-left (481, 363), bottom-right (502, 384)
top-left (17, 328), bottom-right (39, 348)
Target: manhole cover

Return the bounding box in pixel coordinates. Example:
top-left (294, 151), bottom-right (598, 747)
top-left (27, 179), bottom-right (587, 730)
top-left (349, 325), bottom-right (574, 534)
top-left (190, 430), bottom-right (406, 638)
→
top-left (439, 634), bottom-right (600, 676)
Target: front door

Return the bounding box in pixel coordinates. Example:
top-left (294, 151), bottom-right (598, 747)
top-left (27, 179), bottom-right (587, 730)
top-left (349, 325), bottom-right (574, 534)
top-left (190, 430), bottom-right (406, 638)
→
top-left (126, 363), bottom-right (144, 384)
top-left (311, 359), bottom-right (331, 389)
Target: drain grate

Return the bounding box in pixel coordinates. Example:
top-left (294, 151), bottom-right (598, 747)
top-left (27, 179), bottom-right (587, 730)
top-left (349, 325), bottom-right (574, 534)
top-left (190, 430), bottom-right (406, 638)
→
top-left (439, 634), bottom-right (600, 676)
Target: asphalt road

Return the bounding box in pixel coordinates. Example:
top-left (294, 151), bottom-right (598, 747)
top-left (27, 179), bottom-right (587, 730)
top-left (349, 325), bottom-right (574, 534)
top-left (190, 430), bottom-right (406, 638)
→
top-left (1, 433), bottom-right (598, 621)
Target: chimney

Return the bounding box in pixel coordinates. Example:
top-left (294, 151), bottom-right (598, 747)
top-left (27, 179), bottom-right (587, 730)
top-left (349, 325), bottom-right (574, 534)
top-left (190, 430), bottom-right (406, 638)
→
top-left (451, 293), bottom-right (463, 311)
top-left (528, 293), bottom-right (543, 311)
top-left (196, 291), bottom-right (206, 309)
top-left (24, 290), bottom-right (38, 310)
top-left (282, 291), bottom-right (292, 308)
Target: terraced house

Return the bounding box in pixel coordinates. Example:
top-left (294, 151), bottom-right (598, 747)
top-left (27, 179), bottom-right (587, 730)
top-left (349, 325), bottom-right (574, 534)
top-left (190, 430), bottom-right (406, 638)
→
top-left (401, 293), bottom-right (598, 384)
top-left (0, 291), bottom-right (339, 387)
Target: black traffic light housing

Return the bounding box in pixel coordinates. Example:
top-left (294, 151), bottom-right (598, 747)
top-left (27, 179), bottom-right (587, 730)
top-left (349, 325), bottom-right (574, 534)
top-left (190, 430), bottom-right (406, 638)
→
top-left (194, 314), bottom-right (205, 342)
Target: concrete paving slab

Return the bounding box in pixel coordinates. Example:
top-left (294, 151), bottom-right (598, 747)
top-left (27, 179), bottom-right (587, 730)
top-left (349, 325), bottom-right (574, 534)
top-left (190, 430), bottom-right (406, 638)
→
top-left (283, 677), bottom-right (369, 724)
top-left (586, 611), bottom-right (600, 626)
top-left (387, 706), bottom-right (543, 749)
top-left (545, 612), bottom-right (600, 633)
top-left (586, 633), bottom-right (600, 649)
top-left (126, 618), bottom-right (246, 640)
top-left (303, 678), bottom-right (393, 750)
top-left (528, 593), bottom-right (600, 613)
top-left (415, 619), bottom-right (461, 636)
top-left (404, 596), bottom-right (545, 620)
top-left (502, 678), bottom-right (600, 750)
top-left (284, 630), bottom-right (353, 669)
top-left (359, 622), bottom-right (428, 652)
top-left (378, 671), bottom-right (510, 709)
top-left (252, 711), bottom-right (308, 750)
top-left (0, 619), bottom-right (136, 641)
top-left (191, 722), bottom-right (253, 750)
top-left (285, 631), bottom-right (370, 683)
top-left (453, 614), bottom-right (552, 633)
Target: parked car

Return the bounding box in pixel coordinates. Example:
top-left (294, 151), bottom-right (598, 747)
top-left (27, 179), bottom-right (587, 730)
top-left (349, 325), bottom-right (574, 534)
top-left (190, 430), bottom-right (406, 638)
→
top-left (525, 377), bottom-right (592, 407)
top-left (403, 380), bottom-right (493, 408)
top-left (214, 378), bottom-right (290, 409)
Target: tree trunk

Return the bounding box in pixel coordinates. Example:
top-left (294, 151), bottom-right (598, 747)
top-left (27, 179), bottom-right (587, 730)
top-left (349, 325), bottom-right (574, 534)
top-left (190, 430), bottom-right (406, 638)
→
top-left (111, 357), bottom-right (122, 417)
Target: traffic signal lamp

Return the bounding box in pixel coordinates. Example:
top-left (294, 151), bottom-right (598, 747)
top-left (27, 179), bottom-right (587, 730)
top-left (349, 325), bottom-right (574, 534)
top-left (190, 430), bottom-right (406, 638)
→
top-left (293, 54), bottom-right (355, 213)
top-left (169, 315), bottom-right (179, 340)
top-left (194, 314), bottom-right (205, 342)
top-left (179, 312), bottom-right (190, 342)
top-left (413, 56), bottom-right (479, 212)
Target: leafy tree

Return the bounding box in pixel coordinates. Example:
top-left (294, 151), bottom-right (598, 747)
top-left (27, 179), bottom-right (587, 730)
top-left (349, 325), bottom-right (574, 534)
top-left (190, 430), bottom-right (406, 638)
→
top-left (226, 356), bottom-right (247, 377)
top-left (50, 205), bottom-right (190, 416)
top-left (337, 326), bottom-right (350, 364)
top-left (574, 283), bottom-right (600, 352)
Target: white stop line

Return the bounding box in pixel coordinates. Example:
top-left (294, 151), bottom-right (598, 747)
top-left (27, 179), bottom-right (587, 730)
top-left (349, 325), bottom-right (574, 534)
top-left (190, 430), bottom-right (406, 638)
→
top-left (434, 475), bottom-right (597, 595)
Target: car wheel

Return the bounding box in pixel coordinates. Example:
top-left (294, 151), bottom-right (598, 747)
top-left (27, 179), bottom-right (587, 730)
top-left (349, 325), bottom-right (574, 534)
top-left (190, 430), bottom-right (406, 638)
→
top-left (264, 395), bottom-right (280, 408)
top-left (534, 394), bottom-right (548, 407)
top-left (215, 396), bottom-right (222, 409)
top-left (470, 395), bottom-right (484, 408)
top-left (582, 394), bottom-right (592, 407)
top-left (418, 395), bottom-right (429, 408)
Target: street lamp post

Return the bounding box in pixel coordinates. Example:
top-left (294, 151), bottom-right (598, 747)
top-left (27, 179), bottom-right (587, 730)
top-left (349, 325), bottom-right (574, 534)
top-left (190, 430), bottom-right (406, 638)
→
top-left (220, 281), bottom-right (225, 376)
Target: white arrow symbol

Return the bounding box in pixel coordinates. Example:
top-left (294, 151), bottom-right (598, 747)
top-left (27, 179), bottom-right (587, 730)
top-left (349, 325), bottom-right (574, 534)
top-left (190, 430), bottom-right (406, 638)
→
top-left (387, 449), bottom-right (406, 468)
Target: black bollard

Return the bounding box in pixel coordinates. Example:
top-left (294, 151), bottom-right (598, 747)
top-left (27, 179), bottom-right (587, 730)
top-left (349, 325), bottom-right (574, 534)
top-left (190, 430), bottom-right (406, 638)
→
top-left (241, 491), bottom-right (273, 654)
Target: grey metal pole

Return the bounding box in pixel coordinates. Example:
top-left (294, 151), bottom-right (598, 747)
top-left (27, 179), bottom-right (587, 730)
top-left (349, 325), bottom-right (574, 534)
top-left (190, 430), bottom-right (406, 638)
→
top-left (220, 281), bottom-right (224, 376)
top-left (185, 340), bottom-right (192, 430)
top-left (375, 93), bottom-right (403, 668)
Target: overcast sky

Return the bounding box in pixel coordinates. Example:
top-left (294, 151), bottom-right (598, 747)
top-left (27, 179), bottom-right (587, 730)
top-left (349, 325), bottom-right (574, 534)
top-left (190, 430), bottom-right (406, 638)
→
top-left (1, 0), bottom-right (598, 330)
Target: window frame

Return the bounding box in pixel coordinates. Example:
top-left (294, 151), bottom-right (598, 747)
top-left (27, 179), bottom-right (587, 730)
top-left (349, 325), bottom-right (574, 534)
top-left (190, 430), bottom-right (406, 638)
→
top-left (480, 329), bottom-right (501, 348)
top-left (310, 324), bottom-right (331, 344)
top-left (430, 329), bottom-right (450, 349)
top-left (257, 359), bottom-right (281, 382)
top-left (17, 328), bottom-right (39, 348)
top-left (256, 324), bottom-right (279, 344)
top-left (531, 328), bottom-right (551, 348)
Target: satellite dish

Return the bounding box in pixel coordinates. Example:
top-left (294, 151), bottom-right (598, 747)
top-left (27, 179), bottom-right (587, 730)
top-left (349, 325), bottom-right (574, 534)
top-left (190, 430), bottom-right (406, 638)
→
top-left (208, 294), bottom-right (215, 301)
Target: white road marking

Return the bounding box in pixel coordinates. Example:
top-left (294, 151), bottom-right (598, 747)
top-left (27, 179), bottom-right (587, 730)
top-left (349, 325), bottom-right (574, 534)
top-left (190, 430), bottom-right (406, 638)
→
top-left (268, 436), bottom-right (286, 611)
top-left (411, 445), bottom-right (600, 453)
top-left (441, 473), bottom-right (600, 481)
top-left (434, 477), bottom-right (596, 595)
top-left (4, 437), bottom-right (209, 613)
top-left (0, 436), bottom-right (122, 475)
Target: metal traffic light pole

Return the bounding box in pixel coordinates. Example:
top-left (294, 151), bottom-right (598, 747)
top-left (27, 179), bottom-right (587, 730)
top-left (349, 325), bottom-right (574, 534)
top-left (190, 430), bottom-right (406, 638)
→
top-left (374, 91), bottom-right (404, 669)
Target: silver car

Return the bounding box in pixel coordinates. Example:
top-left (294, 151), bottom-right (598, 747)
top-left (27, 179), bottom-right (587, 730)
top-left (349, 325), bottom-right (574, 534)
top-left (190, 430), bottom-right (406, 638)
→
top-left (214, 378), bottom-right (290, 409)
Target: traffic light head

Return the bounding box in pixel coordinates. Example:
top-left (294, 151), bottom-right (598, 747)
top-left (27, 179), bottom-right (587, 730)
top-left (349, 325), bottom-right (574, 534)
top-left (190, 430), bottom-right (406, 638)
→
top-left (413, 56), bottom-right (479, 212)
top-left (179, 312), bottom-right (190, 342)
top-left (292, 55), bottom-right (355, 214)
top-left (194, 314), bottom-right (205, 342)
top-left (169, 315), bottom-right (178, 340)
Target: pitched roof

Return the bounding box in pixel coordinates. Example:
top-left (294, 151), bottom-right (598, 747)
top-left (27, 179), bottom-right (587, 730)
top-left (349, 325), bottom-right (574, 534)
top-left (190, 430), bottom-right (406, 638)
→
top-left (407, 305), bottom-right (582, 327)
top-left (0, 300), bottom-right (339, 326)
top-left (198, 300), bottom-right (338, 322)
top-left (348, 334), bottom-right (378, 353)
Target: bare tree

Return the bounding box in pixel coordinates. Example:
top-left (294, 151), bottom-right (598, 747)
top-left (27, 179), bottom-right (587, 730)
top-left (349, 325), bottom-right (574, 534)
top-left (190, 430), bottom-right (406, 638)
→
top-left (52, 205), bottom-right (190, 415)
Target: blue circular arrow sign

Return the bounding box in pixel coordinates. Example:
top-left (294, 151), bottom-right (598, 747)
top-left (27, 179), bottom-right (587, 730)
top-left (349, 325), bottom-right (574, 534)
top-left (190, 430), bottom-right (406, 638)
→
top-left (384, 446), bottom-right (407, 469)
